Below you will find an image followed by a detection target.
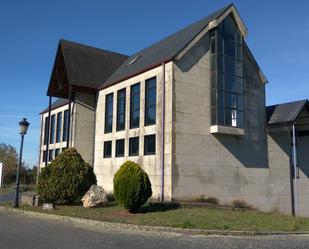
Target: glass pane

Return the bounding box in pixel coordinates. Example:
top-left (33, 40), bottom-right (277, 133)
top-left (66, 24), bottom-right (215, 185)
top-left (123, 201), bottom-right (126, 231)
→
top-left (237, 95), bottom-right (244, 111)
top-left (131, 110), bottom-right (139, 128)
top-left (217, 55), bottom-right (223, 72)
top-left (225, 57), bottom-right (235, 75)
top-left (236, 60), bottom-right (242, 77)
top-left (147, 88), bottom-right (156, 106)
top-left (218, 108), bottom-right (225, 124)
top-left (218, 36), bottom-right (223, 54)
top-left (104, 141), bottom-right (112, 158)
top-left (237, 111), bottom-right (244, 128)
top-left (146, 106), bottom-right (156, 125)
top-left (145, 135), bottom-right (156, 155)
top-left (218, 73), bottom-right (224, 89)
top-left (116, 139), bottom-right (124, 157)
top-left (236, 44), bottom-right (242, 60)
top-left (225, 74), bottom-right (236, 92)
top-left (236, 77), bottom-right (243, 93)
top-left (226, 93), bottom-right (237, 108)
top-left (224, 40), bottom-right (235, 57)
top-left (218, 90), bottom-right (224, 107)
top-left (129, 137), bottom-right (139, 156)
top-left (225, 109), bottom-right (232, 126)
top-left (224, 16), bottom-right (235, 41)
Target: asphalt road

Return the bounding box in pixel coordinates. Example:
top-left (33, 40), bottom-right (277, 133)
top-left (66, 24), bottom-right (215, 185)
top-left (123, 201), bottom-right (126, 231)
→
top-left (0, 212), bottom-right (309, 249)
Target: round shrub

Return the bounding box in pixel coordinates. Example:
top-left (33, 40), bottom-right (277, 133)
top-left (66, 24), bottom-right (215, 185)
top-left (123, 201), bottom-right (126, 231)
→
top-left (37, 148), bottom-right (96, 204)
top-left (113, 161), bottom-right (152, 212)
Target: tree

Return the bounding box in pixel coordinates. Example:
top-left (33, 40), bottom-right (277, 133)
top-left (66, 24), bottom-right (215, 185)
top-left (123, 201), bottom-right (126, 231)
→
top-left (0, 143), bottom-right (18, 185)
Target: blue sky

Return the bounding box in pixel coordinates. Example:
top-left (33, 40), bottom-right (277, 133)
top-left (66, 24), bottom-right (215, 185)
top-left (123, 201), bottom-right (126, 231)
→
top-left (0, 0), bottom-right (308, 166)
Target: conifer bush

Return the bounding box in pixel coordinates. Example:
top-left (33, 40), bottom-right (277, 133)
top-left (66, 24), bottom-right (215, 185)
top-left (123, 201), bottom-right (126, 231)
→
top-left (37, 148), bottom-right (96, 203)
top-left (113, 161), bottom-right (152, 212)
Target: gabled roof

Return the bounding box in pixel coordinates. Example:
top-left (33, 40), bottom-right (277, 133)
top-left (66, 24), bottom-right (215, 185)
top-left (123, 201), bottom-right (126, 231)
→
top-left (40, 98), bottom-right (69, 114)
top-left (47, 40), bottom-right (128, 96)
top-left (266, 99), bottom-right (309, 126)
top-left (100, 4), bottom-right (236, 89)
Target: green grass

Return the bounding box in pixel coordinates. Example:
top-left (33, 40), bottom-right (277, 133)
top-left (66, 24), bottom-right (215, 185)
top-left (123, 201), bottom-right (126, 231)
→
top-left (2, 202), bottom-right (309, 232)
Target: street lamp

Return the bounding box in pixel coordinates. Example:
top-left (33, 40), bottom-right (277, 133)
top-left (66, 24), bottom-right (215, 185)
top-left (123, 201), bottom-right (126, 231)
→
top-left (13, 118), bottom-right (30, 208)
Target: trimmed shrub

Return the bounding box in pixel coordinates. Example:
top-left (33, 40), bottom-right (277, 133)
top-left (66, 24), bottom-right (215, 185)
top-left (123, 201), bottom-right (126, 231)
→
top-left (37, 148), bottom-right (96, 203)
top-left (205, 197), bottom-right (220, 206)
top-left (113, 161), bottom-right (152, 212)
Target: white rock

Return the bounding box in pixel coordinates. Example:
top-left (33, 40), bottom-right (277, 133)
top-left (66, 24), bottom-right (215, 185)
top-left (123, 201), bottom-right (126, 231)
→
top-left (82, 185), bottom-right (108, 208)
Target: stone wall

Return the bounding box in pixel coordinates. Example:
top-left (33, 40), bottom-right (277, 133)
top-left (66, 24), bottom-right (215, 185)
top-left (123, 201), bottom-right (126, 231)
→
top-left (94, 62), bottom-right (173, 200)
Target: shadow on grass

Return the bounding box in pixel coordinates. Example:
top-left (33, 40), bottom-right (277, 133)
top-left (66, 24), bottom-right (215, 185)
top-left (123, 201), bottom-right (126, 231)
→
top-left (139, 202), bottom-right (180, 214)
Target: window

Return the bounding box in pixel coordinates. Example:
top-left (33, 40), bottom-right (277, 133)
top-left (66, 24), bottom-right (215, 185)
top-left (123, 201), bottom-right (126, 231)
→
top-left (103, 141), bottom-right (112, 158)
top-left (63, 110), bottom-right (69, 142)
top-left (115, 139), bottom-right (125, 157)
top-left (130, 83), bottom-right (140, 128)
top-left (48, 149), bottom-right (53, 162)
top-left (145, 77), bottom-right (157, 125)
top-left (105, 93), bottom-right (113, 133)
top-left (55, 148), bottom-right (60, 157)
top-left (50, 115), bottom-right (55, 144)
top-left (210, 15), bottom-right (244, 128)
top-left (42, 150), bottom-right (46, 163)
top-left (56, 112), bottom-right (62, 143)
top-left (144, 135), bottom-right (156, 155)
top-left (117, 89), bottom-right (126, 131)
top-left (43, 117), bottom-right (49, 145)
top-left (129, 137), bottom-right (139, 156)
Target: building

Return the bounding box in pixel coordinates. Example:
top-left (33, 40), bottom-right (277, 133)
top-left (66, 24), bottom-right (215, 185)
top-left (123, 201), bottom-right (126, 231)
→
top-left (39, 4), bottom-right (309, 216)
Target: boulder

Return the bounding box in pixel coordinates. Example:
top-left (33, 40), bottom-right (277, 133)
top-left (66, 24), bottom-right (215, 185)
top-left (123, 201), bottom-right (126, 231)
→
top-left (82, 185), bottom-right (108, 208)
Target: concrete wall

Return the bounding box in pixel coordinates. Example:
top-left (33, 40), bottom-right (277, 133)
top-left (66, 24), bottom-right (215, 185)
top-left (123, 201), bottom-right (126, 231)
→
top-left (73, 92), bottom-right (96, 166)
top-left (94, 62), bottom-right (173, 200)
top-left (39, 93), bottom-right (96, 169)
top-left (172, 32), bottom-right (276, 210)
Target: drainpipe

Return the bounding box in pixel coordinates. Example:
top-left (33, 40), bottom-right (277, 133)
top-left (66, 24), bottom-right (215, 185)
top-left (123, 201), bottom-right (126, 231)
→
top-left (292, 124), bottom-right (299, 216)
top-left (45, 96), bottom-right (52, 166)
top-left (160, 62), bottom-right (166, 202)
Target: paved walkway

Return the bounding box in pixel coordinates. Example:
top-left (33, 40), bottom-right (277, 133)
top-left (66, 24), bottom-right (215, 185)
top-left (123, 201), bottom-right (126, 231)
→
top-left (0, 212), bottom-right (309, 249)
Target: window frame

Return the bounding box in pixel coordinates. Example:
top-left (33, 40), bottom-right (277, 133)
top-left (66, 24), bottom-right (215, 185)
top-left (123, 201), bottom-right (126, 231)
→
top-left (115, 139), bottom-right (125, 157)
top-left (129, 137), bottom-right (139, 156)
top-left (145, 77), bottom-right (157, 126)
top-left (62, 110), bottom-right (69, 142)
top-left (48, 149), bottom-right (53, 162)
top-left (49, 114), bottom-right (55, 144)
top-left (116, 89), bottom-right (126, 131)
top-left (130, 83), bottom-right (140, 129)
top-left (56, 112), bottom-right (62, 143)
top-left (105, 93), bottom-right (114, 134)
top-left (103, 141), bottom-right (112, 158)
top-left (144, 134), bottom-right (156, 155)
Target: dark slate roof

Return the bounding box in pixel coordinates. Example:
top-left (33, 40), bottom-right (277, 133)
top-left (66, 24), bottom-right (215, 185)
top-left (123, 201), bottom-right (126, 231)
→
top-left (266, 99), bottom-right (309, 125)
top-left (100, 4), bottom-right (232, 89)
top-left (59, 39), bottom-right (128, 89)
top-left (40, 98), bottom-right (69, 114)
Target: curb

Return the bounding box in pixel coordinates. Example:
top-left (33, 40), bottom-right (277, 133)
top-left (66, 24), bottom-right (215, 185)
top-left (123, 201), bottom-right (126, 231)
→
top-left (0, 206), bottom-right (308, 237)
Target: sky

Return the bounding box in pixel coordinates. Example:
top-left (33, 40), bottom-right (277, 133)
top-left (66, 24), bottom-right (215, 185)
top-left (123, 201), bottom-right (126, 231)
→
top-left (0, 0), bottom-right (308, 167)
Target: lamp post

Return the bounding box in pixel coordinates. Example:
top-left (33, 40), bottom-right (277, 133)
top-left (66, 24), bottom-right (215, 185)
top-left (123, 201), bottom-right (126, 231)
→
top-left (13, 118), bottom-right (30, 208)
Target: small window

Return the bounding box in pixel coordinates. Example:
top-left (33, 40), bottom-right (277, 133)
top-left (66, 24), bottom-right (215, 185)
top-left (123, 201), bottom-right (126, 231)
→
top-left (43, 117), bottom-right (49, 145)
top-left (129, 137), bottom-right (139, 156)
top-left (116, 139), bottom-right (125, 157)
top-left (105, 93), bottom-right (114, 133)
top-left (130, 83), bottom-right (140, 128)
top-left (63, 110), bottom-right (69, 142)
top-left (56, 112), bottom-right (62, 143)
top-left (48, 149), bottom-right (53, 162)
top-left (50, 114), bottom-right (55, 144)
top-left (117, 89), bottom-right (126, 131)
top-left (103, 141), bottom-right (112, 158)
top-left (42, 150), bottom-right (46, 163)
top-left (55, 148), bottom-right (60, 157)
top-left (145, 77), bottom-right (157, 126)
top-left (144, 135), bottom-right (156, 155)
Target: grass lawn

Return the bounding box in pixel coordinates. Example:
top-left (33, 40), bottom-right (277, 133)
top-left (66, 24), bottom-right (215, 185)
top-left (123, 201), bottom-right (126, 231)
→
top-left (2, 202), bottom-right (309, 232)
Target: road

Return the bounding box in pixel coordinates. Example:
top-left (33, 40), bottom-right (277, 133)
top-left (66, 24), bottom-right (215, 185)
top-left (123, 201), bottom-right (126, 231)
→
top-left (0, 212), bottom-right (309, 249)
